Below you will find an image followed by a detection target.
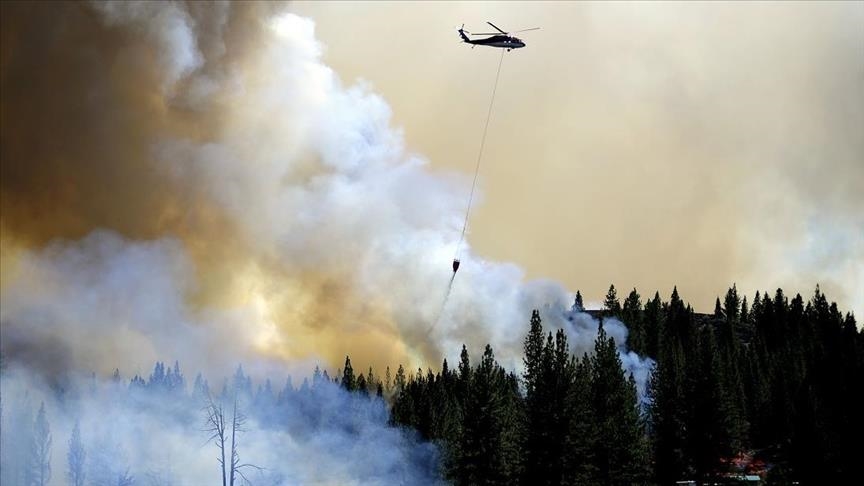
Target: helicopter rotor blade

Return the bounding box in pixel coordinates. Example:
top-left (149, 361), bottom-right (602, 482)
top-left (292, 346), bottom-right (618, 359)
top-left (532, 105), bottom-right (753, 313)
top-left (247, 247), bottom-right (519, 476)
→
top-left (470, 33), bottom-right (500, 36)
top-left (486, 21), bottom-right (508, 34)
top-left (511, 27), bottom-right (540, 33)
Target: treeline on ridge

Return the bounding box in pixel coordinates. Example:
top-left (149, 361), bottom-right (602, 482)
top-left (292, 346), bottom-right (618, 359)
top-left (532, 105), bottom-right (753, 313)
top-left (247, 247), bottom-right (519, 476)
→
top-left (1, 285), bottom-right (860, 485)
top-left (388, 284), bottom-right (862, 485)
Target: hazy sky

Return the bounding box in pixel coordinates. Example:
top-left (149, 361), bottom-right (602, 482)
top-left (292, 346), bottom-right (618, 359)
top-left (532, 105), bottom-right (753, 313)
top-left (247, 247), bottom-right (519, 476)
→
top-left (0, 1), bottom-right (861, 380)
top-left (292, 1), bottom-right (864, 317)
top-left (0, 6), bottom-right (858, 483)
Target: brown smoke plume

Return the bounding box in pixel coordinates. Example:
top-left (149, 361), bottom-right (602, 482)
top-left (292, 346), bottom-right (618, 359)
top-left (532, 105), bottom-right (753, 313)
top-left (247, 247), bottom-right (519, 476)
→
top-left (1, 2), bottom-right (624, 380)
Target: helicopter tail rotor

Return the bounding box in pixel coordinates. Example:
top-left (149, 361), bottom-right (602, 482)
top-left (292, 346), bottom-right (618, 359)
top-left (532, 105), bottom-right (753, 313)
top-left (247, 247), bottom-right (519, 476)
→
top-left (457, 24), bottom-right (470, 42)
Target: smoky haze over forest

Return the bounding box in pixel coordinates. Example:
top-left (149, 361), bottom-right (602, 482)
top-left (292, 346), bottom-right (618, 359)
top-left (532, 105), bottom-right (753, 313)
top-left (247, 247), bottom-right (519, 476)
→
top-left (0, 2), bottom-right (585, 483)
top-left (1, 2), bottom-right (649, 386)
top-left (1, 1), bottom-right (862, 485)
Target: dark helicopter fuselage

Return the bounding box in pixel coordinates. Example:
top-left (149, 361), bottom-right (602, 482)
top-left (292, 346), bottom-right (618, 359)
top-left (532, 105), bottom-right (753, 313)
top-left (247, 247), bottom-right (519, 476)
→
top-left (459, 30), bottom-right (525, 50)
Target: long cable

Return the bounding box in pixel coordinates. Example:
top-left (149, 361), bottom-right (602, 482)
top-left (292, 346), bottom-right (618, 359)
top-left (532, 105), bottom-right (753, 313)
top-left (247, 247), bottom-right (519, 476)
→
top-left (425, 272), bottom-right (456, 337)
top-left (454, 49), bottom-right (505, 260)
top-left (429, 50), bottom-right (506, 335)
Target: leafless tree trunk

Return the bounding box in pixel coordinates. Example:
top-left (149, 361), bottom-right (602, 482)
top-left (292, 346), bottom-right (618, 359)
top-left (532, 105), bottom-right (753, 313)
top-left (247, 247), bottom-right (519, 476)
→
top-left (229, 396), bottom-right (239, 486)
top-left (206, 394), bottom-right (261, 486)
top-left (204, 397), bottom-right (227, 486)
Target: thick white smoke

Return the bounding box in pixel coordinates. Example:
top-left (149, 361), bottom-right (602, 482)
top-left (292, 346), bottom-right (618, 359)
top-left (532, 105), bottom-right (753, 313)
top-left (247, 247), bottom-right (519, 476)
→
top-left (154, 10), bottom-right (651, 371)
top-left (0, 231), bottom-right (280, 380)
top-left (1, 4), bottom-right (654, 483)
top-left (1, 5), bottom-right (652, 384)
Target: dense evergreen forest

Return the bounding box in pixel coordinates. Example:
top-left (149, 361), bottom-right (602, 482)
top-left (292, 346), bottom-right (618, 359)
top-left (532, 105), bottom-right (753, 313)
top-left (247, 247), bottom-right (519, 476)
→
top-left (390, 285), bottom-right (863, 485)
top-left (1, 285), bottom-right (860, 485)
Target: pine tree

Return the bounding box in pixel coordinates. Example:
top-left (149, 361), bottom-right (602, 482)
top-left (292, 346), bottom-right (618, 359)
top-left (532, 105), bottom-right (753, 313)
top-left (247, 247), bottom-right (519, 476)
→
top-left (523, 309), bottom-right (545, 397)
top-left (643, 291), bottom-right (665, 359)
top-left (356, 373), bottom-right (368, 396)
top-left (498, 371), bottom-right (525, 482)
top-left (453, 345), bottom-right (519, 485)
top-left (717, 287), bottom-right (748, 457)
top-left (366, 367), bottom-right (375, 393)
top-left (723, 284), bottom-right (740, 323)
top-left (523, 312), bottom-right (575, 485)
top-left (622, 288), bottom-right (645, 355)
top-left (604, 284), bottom-right (622, 317)
top-left (690, 326), bottom-right (736, 478)
top-left (714, 297), bottom-right (724, 319)
top-left (149, 361), bottom-right (165, 389)
top-left (573, 291), bottom-right (585, 312)
top-left (457, 345), bottom-right (471, 403)
top-left (650, 330), bottom-right (691, 483)
top-left (312, 366), bottom-right (322, 388)
top-left (232, 364), bottom-right (252, 399)
top-left (751, 290), bottom-right (762, 324)
top-left (667, 286), bottom-right (692, 348)
top-left (31, 401), bottom-right (52, 486)
top-left (434, 358), bottom-right (461, 447)
top-left (563, 354), bottom-right (598, 485)
top-left (395, 364), bottom-right (406, 393)
top-left (740, 295), bottom-right (753, 339)
top-left (384, 366), bottom-right (392, 395)
top-left (68, 420), bottom-right (86, 486)
top-left (169, 360), bottom-right (185, 393)
top-left (341, 356), bottom-right (356, 391)
top-left (590, 325), bottom-right (648, 484)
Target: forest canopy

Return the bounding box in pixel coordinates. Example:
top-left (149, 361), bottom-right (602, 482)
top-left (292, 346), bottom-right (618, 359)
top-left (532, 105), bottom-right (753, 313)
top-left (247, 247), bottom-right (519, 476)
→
top-left (1, 284), bottom-right (860, 485)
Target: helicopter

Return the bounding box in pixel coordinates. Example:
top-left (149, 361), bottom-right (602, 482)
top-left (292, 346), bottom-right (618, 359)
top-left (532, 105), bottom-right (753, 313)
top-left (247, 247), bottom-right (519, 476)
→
top-left (458, 22), bottom-right (539, 51)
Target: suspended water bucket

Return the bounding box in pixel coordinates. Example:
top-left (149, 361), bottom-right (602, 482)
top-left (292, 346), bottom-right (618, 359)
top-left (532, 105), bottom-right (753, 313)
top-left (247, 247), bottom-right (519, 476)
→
top-left (452, 259), bottom-right (461, 273)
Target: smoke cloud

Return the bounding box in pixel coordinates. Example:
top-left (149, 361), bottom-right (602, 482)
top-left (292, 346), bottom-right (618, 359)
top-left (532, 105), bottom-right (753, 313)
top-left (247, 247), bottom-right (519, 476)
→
top-left (1, 2), bottom-right (642, 380)
top-left (292, 1), bottom-right (864, 319)
top-left (1, 2), bottom-right (660, 482)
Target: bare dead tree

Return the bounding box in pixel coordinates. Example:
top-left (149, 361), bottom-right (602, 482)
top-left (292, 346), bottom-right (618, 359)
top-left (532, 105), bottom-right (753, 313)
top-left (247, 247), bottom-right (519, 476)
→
top-left (204, 396), bottom-right (228, 486)
top-left (228, 396), bottom-right (264, 485)
top-left (229, 396), bottom-right (240, 486)
top-left (205, 394), bottom-right (262, 486)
